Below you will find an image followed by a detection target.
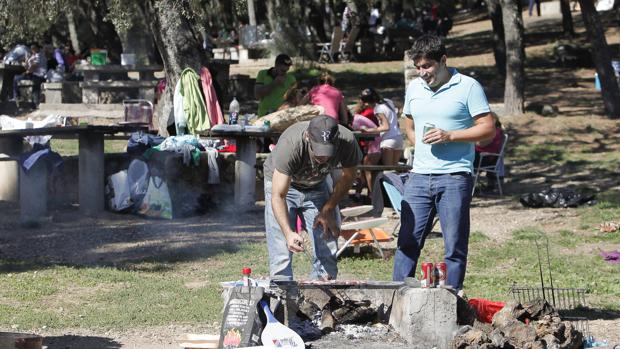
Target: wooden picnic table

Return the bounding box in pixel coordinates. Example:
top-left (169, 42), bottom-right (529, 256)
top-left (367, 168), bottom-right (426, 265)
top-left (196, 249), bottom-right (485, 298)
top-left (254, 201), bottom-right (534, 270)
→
top-left (0, 63), bottom-right (25, 102)
top-left (205, 128), bottom-right (379, 207)
top-left (0, 124), bottom-right (147, 222)
top-left (74, 64), bottom-right (163, 103)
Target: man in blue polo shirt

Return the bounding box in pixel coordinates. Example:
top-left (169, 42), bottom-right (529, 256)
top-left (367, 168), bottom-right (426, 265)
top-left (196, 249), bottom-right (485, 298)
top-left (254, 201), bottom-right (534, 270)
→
top-left (393, 35), bottom-right (496, 291)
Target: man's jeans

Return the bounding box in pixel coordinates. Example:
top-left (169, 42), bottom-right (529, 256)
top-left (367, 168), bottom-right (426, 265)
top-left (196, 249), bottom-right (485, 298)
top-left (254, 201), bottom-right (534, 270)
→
top-left (392, 173), bottom-right (473, 290)
top-left (264, 180), bottom-right (338, 280)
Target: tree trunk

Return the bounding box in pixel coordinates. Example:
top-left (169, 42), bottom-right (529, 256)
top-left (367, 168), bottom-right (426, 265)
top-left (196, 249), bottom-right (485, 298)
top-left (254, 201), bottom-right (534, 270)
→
top-left (578, 0), bottom-right (620, 118)
top-left (247, 0), bottom-right (257, 26)
top-left (501, 0), bottom-right (525, 115)
top-left (488, 0), bottom-right (506, 76)
top-left (65, 9), bottom-right (81, 54)
top-left (146, 0), bottom-right (210, 135)
top-left (560, 0), bottom-right (574, 36)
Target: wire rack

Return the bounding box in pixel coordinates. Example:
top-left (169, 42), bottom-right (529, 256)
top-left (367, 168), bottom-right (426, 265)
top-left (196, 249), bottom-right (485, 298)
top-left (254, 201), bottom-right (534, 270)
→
top-left (508, 285), bottom-right (588, 310)
top-left (507, 234), bottom-right (591, 337)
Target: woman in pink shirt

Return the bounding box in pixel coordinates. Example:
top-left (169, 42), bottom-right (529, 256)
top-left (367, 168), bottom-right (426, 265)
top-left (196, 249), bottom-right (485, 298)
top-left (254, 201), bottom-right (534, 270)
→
top-left (307, 72), bottom-right (349, 125)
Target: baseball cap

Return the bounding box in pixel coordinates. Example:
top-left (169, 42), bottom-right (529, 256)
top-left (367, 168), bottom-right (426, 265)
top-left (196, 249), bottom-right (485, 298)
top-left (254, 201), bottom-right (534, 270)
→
top-left (275, 53), bottom-right (293, 66)
top-left (307, 116), bottom-right (339, 157)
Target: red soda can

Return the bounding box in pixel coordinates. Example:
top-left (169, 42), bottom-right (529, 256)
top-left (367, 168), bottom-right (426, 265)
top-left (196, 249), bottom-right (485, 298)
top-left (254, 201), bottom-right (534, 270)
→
top-left (420, 262), bottom-right (434, 288)
top-left (436, 262), bottom-right (447, 287)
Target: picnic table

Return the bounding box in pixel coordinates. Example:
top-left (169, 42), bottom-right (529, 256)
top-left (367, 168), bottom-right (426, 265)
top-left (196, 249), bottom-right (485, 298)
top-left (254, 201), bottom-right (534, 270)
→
top-left (0, 124), bottom-right (147, 222)
top-left (73, 64), bottom-right (162, 103)
top-left (0, 63), bottom-right (25, 102)
top-left (205, 128), bottom-right (378, 207)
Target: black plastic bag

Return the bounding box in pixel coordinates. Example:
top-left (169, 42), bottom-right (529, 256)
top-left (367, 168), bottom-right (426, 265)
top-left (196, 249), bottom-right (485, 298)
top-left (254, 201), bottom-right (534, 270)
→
top-left (520, 188), bottom-right (596, 208)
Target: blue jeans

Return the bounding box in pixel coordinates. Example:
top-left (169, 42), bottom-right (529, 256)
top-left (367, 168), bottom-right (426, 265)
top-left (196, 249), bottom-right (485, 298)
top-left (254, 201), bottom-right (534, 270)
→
top-left (392, 173), bottom-right (473, 290)
top-left (264, 180), bottom-right (339, 280)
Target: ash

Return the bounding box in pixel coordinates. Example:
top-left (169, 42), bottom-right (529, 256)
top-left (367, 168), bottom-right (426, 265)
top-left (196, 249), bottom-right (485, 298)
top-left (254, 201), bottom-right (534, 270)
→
top-left (293, 318), bottom-right (407, 348)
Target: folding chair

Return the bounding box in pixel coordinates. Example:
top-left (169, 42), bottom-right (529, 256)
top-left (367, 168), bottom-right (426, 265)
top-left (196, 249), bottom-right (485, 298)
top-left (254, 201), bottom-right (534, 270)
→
top-left (472, 133), bottom-right (509, 196)
top-left (382, 181), bottom-right (439, 237)
top-left (317, 26), bottom-right (344, 63)
top-left (337, 205), bottom-right (391, 259)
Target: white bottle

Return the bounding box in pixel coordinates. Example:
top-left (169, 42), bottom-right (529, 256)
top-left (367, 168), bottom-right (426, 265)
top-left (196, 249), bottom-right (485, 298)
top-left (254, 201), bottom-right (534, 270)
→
top-left (229, 97), bottom-right (240, 125)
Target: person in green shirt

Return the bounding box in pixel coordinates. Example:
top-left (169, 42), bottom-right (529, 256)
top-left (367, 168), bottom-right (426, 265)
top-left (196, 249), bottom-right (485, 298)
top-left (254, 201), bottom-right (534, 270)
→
top-left (254, 54), bottom-right (297, 116)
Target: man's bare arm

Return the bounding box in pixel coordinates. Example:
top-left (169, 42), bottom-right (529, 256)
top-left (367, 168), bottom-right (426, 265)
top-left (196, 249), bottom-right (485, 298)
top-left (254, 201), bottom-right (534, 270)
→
top-left (404, 116), bottom-right (416, 145)
top-left (424, 112), bottom-right (495, 145)
top-left (254, 75), bottom-right (287, 100)
top-left (271, 169), bottom-right (303, 252)
top-left (314, 166), bottom-right (357, 238)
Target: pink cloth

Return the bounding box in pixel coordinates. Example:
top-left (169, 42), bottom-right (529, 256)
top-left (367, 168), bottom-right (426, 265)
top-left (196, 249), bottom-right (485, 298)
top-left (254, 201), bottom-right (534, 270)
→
top-left (308, 84), bottom-right (344, 120)
top-left (200, 67), bottom-right (225, 126)
top-left (352, 114), bottom-right (381, 154)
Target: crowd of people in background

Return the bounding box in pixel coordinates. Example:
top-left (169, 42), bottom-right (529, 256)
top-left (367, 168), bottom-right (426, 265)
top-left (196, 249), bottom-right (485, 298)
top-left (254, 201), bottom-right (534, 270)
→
top-left (3, 42), bottom-right (79, 106)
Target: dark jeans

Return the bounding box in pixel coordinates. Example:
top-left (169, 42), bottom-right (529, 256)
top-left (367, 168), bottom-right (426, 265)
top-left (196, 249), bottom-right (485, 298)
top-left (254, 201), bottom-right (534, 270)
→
top-left (13, 73), bottom-right (45, 105)
top-left (393, 172), bottom-right (473, 290)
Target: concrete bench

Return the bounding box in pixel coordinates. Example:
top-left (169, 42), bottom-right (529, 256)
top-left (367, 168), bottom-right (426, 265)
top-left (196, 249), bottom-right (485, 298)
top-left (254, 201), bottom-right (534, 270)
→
top-left (42, 81), bottom-right (82, 103)
top-left (79, 80), bottom-right (158, 104)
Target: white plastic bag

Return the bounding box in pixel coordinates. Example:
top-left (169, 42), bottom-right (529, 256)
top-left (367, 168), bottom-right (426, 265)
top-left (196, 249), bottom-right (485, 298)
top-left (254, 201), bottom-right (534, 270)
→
top-left (138, 176), bottom-right (173, 219)
top-left (106, 170), bottom-right (132, 211)
top-left (127, 159), bottom-right (149, 206)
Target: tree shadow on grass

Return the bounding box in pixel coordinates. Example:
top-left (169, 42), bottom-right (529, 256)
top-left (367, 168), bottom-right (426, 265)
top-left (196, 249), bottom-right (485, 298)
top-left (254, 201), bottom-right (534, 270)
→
top-left (0, 200), bottom-right (267, 273)
top-left (44, 335), bottom-right (122, 349)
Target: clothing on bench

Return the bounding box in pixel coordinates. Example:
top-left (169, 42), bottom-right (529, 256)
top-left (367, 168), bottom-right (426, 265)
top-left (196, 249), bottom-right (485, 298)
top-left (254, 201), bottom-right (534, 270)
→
top-left (370, 171), bottom-right (411, 217)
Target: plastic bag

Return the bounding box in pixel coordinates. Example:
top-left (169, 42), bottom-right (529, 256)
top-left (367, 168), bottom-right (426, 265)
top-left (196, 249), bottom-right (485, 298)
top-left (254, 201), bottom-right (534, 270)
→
top-left (138, 176), bottom-right (173, 219)
top-left (127, 159), bottom-right (150, 207)
top-left (519, 188), bottom-right (595, 208)
top-left (106, 170), bottom-right (132, 212)
top-left (468, 298), bottom-right (505, 323)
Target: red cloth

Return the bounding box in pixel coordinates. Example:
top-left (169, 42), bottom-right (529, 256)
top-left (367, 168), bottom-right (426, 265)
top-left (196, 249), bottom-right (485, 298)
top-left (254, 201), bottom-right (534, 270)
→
top-left (468, 298), bottom-right (505, 323)
top-left (359, 107), bottom-right (378, 125)
top-left (476, 127), bottom-right (503, 154)
top-left (200, 67), bottom-right (225, 126)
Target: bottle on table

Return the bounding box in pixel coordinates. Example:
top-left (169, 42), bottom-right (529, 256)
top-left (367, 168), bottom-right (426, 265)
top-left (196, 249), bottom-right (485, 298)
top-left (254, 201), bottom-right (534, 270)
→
top-left (229, 96), bottom-right (240, 125)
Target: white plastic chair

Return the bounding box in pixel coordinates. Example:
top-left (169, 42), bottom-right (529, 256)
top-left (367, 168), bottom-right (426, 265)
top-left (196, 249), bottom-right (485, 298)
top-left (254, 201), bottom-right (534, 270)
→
top-left (472, 133), bottom-right (509, 196)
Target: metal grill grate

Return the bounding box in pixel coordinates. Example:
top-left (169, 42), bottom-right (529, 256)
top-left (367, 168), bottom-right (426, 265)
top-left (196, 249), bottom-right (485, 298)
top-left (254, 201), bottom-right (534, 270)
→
top-left (509, 285), bottom-right (588, 310)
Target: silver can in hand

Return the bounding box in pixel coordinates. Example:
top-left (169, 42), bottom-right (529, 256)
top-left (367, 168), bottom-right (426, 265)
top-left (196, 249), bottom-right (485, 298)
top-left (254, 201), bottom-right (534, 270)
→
top-left (423, 123), bottom-right (435, 143)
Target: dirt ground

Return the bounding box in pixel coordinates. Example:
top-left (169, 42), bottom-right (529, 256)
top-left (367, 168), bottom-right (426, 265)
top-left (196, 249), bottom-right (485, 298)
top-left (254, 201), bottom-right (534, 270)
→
top-left (2, 8), bottom-right (620, 349)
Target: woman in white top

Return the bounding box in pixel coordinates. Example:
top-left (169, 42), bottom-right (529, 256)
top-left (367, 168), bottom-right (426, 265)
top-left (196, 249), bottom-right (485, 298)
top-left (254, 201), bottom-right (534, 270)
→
top-left (358, 88), bottom-right (404, 165)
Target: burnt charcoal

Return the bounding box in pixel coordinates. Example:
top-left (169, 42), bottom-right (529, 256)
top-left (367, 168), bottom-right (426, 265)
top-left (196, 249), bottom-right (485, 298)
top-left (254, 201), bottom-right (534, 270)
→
top-left (297, 297), bottom-right (320, 320)
top-left (525, 340), bottom-right (547, 349)
top-left (449, 325), bottom-right (495, 349)
top-left (490, 328), bottom-right (513, 349)
top-left (559, 322), bottom-right (583, 349)
top-left (523, 299), bottom-right (557, 320)
top-left (320, 307), bottom-right (335, 334)
top-left (499, 319), bottom-right (538, 348)
top-left (333, 305), bottom-right (376, 324)
top-left (492, 301), bottom-right (526, 327)
top-left (541, 334), bottom-right (560, 349)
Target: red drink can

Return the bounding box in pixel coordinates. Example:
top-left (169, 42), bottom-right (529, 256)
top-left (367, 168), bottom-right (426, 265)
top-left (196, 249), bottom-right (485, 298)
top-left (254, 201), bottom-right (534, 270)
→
top-left (436, 262), bottom-right (447, 287)
top-left (420, 262), bottom-right (434, 288)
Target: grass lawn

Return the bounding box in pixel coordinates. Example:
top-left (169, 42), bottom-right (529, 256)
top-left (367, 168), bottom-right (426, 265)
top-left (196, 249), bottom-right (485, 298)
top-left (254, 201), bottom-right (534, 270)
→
top-left (1, 196), bottom-right (619, 330)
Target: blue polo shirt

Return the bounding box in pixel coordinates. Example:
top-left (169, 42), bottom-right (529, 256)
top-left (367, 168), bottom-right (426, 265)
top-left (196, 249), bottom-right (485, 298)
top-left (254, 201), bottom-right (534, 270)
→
top-left (403, 68), bottom-right (490, 174)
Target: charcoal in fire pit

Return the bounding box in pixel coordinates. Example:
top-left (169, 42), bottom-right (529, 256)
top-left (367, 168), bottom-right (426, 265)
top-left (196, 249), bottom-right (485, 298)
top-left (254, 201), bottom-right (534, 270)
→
top-left (332, 299), bottom-right (375, 324)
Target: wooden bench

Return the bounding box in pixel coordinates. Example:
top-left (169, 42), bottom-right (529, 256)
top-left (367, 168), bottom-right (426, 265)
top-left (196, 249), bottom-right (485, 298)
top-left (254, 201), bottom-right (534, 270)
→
top-left (79, 80), bottom-right (158, 104)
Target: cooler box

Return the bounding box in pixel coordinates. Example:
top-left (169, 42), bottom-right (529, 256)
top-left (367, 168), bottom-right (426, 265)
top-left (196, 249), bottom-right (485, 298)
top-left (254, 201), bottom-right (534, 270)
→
top-left (122, 99), bottom-right (153, 127)
top-left (90, 49), bottom-right (108, 66)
